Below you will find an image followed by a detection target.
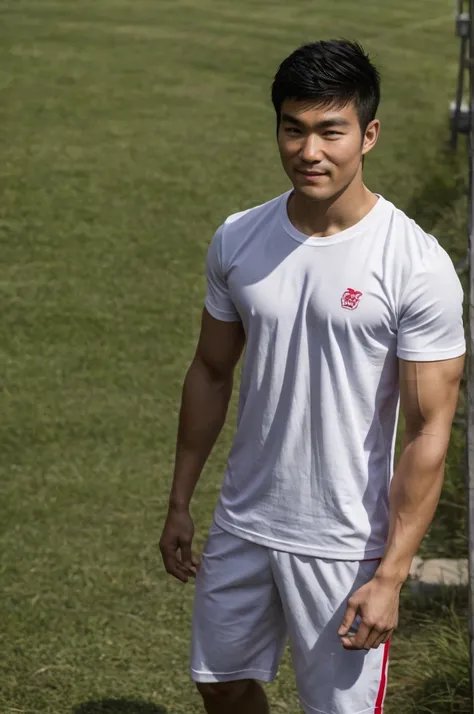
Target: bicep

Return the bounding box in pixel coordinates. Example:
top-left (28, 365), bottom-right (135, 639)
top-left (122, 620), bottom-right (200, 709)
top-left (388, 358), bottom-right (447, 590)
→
top-left (194, 308), bottom-right (245, 379)
top-left (399, 355), bottom-right (465, 441)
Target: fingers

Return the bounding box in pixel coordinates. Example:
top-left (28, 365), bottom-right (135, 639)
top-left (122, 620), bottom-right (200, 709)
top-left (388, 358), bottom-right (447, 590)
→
top-left (338, 600), bottom-right (358, 637)
top-left (180, 542), bottom-right (197, 576)
top-left (162, 556), bottom-right (190, 583)
top-left (160, 538), bottom-right (193, 582)
top-left (160, 510), bottom-right (198, 582)
top-left (371, 631), bottom-right (389, 649)
top-left (342, 626), bottom-right (392, 650)
top-left (341, 621), bottom-right (372, 650)
top-left (160, 537), bottom-right (200, 582)
top-left (362, 628), bottom-right (382, 650)
top-left (192, 554), bottom-right (201, 571)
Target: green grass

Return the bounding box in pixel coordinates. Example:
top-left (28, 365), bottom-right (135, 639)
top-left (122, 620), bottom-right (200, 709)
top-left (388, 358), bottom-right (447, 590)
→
top-left (0, 0), bottom-right (471, 712)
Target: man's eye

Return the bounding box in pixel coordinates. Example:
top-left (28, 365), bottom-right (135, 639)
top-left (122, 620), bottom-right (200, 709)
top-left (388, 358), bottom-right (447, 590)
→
top-left (325, 131), bottom-right (343, 136)
top-left (285, 127), bottom-right (301, 135)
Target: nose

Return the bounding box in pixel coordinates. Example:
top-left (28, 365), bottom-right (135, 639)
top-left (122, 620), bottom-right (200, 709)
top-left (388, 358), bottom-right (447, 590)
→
top-left (300, 134), bottom-right (324, 163)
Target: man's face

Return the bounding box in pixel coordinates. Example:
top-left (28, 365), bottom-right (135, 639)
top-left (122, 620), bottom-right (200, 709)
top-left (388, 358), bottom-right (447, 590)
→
top-left (277, 99), bottom-right (379, 201)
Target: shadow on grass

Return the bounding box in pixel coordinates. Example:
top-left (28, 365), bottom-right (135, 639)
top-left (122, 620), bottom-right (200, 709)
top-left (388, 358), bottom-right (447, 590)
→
top-left (72, 700), bottom-right (167, 714)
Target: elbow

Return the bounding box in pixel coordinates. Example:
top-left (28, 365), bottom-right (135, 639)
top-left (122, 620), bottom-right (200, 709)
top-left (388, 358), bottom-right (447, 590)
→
top-left (401, 428), bottom-right (450, 471)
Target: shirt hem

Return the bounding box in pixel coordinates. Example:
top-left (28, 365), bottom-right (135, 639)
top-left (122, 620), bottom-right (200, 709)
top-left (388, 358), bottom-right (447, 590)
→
top-left (397, 343), bottom-right (466, 361)
top-left (214, 512), bottom-right (386, 560)
top-left (204, 299), bottom-right (241, 322)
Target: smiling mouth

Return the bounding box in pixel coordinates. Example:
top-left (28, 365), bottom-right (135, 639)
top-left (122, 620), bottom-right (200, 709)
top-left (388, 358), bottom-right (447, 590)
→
top-left (298, 170), bottom-right (329, 178)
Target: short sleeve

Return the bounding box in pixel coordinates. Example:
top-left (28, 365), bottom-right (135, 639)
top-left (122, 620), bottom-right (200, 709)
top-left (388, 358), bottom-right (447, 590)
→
top-left (204, 224), bottom-right (241, 322)
top-left (397, 246), bottom-right (466, 361)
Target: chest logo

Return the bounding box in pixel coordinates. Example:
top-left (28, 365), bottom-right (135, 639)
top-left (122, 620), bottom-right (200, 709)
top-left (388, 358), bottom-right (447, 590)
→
top-left (341, 287), bottom-right (363, 310)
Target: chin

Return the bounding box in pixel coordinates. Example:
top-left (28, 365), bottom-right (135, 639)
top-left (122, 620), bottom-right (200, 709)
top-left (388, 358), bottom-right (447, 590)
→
top-left (295, 183), bottom-right (336, 202)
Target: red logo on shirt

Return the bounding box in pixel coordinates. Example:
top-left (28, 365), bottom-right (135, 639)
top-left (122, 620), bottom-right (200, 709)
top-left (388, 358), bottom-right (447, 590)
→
top-left (341, 288), bottom-right (363, 310)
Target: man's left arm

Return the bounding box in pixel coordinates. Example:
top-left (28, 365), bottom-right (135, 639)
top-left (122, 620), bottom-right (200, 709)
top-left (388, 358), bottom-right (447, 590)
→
top-left (339, 354), bottom-right (465, 650)
top-left (377, 355), bottom-right (465, 585)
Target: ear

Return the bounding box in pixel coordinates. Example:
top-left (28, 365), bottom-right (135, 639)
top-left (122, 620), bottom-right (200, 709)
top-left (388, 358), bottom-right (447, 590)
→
top-left (362, 119), bottom-right (380, 156)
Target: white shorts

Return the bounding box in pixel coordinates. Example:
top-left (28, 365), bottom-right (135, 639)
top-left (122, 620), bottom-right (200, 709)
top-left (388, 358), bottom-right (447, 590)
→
top-left (191, 522), bottom-right (391, 714)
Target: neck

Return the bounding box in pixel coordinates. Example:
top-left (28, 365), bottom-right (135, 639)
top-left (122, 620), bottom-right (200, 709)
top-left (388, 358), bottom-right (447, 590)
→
top-left (287, 175), bottom-right (377, 238)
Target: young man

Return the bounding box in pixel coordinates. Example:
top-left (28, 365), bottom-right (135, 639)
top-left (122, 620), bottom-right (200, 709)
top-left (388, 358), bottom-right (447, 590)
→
top-left (159, 40), bottom-right (466, 714)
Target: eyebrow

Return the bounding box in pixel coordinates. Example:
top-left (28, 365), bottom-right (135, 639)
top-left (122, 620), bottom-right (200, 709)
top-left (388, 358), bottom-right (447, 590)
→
top-left (280, 113), bottom-right (351, 130)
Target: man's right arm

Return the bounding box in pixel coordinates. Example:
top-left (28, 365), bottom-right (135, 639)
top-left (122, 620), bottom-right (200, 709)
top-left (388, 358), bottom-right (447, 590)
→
top-left (159, 307), bottom-right (245, 582)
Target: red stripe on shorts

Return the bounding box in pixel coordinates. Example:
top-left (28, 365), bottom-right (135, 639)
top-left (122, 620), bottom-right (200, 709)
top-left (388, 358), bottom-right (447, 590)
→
top-left (374, 639), bottom-right (391, 712)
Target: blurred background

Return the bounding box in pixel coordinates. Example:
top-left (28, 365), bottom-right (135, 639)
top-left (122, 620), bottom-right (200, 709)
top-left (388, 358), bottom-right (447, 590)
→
top-left (0, 0), bottom-right (470, 712)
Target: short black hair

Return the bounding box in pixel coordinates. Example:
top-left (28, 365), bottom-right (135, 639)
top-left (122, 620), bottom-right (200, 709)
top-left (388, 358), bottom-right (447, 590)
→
top-left (271, 39), bottom-right (380, 133)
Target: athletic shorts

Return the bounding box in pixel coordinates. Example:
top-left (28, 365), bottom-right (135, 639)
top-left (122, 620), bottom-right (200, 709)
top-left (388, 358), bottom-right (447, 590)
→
top-left (190, 522), bottom-right (391, 714)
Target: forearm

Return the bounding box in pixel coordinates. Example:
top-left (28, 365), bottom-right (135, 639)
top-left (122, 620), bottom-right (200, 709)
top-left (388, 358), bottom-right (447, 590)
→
top-left (168, 357), bottom-right (233, 511)
top-left (375, 431), bottom-right (447, 587)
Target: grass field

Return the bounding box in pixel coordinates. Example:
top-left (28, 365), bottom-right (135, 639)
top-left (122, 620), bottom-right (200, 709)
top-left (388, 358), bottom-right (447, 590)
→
top-left (0, 0), bottom-right (471, 712)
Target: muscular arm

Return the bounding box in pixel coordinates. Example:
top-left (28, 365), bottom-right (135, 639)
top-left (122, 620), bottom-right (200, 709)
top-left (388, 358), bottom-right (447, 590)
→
top-left (374, 354), bottom-right (465, 587)
top-left (160, 308), bottom-right (245, 581)
top-left (169, 308), bottom-right (246, 510)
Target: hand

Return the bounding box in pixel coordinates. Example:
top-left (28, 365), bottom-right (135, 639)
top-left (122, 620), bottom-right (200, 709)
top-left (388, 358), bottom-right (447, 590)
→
top-left (338, 574), bottom-right (400, 650)
top-left (159, 507), bottom-right (200, 583)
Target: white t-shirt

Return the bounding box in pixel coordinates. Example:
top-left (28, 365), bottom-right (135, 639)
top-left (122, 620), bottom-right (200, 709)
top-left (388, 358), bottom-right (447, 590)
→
top-left (204, 190), bottom-right (466, 559)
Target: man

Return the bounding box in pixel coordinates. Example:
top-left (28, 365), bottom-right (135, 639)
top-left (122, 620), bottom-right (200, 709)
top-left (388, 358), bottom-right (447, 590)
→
top-left (159, 39), bottom-right (466, 714)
